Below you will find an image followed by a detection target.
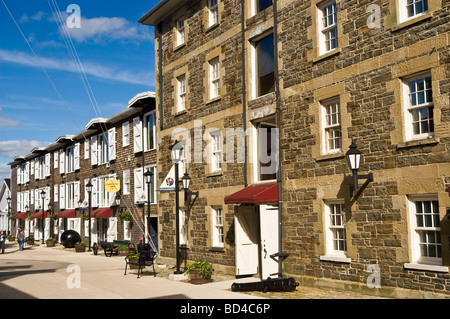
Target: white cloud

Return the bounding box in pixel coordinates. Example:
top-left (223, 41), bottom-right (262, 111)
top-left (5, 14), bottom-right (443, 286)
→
top-left (66, 16), bottom-right (153, 43)
top-left (0, 163), bottom-right (11, 182)
top-left (0, 140), bottom-right (51, 158)
top-left (0, 108), bottom-right (20, 127)
top-left (0, 48), bottom-right (154, 86)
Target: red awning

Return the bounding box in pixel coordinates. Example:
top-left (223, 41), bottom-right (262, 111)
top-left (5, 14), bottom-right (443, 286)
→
top-left (13, 212), bottom-right (28, 220)
top-left (30, 211), bottom-right (49, 219)
top-left (91, 207), bottom-right (112, 218)
top-left (56, 209), bottom-right (76, 218)
top-left (224, 183), bottom-right (278, 204)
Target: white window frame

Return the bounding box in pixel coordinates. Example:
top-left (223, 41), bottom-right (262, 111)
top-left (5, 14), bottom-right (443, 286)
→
top-left (122, 121), bottom-right (130, 147)
top-left (321, 200), bottom-right (349, 262)
top-left (321, 97), bottom-right (342, 154)
top-left (208, 0), bottom-right (219, 27)
top-left (84, 139), bottom-right (89, 159)
top-left (212, 207), bottom-right (224, 248)
top-left (253, 118), bottom-right (277, 182)
top-left (177, 74), bottom-right (186, 112)
top-left (403, 72), bottom-right (434, 141)
top-left (98, 174), bottom-right (116, 208)
top-left (399, 0), bottom-right (429, 23)
top-left (66, 146), bottom-right (75, 173)
top-left (408, 196), bottom-right (442, 266)
top-left (123, 169), bottom-right (130, 195)
top-left (318, 0), bottom-right (338, 55)
top-left (144, 111), bottom-right (156, 152)
top-left (65, 182), bottom-right (80, 210)
top-left (210, 130), bottom-right (222, 173)
top-left (99, 132), bottom-right (110, 165)
top-left (176, 19), bottom-right (185, 46)
top-left (210, 57), bottom-right (220, 99)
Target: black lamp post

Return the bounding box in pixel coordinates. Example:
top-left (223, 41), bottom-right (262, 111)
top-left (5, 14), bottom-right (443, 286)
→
top-left (6, 196), bottom-right (11, 236)
top-left (144, 168), bottom-right (154, 251)
top-left (170, 141), bottom-right (183, 274)
top-left (346, 141), bottom-right (373, 190)
top-left (86, 180), bottom-right (93, 252)
top-left (40, 190), bottom-right (46, 244)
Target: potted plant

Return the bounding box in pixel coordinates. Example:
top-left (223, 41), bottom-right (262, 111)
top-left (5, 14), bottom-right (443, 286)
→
top-left (117, 245), bottom-right (130, 256)
top-left (75, 242), bottom-right (87, 252)
top-left (126, 252), bottom-right (140, 269)
top-left (45, 237), bottom-right (56, 247)
top-left (185, 257), bottom-right (214, 284)
top-left (7, 234), bottom-right (15, 242)
top-left (120, 210), bottom-right (133, 222)
top-left (25, 235), bottom-right (34, 245)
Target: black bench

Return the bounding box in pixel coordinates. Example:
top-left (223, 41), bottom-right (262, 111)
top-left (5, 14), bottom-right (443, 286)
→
top-left (93, 240), bottom-right (135, 257)
top-left (124, 250), bottom-right (156, 278)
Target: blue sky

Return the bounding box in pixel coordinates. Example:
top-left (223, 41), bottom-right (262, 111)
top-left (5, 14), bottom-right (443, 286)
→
top-left (0, 0), bottom-right (159, 182)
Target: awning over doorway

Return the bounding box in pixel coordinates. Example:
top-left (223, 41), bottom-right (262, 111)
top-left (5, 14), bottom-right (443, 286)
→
top-left (30, 211), bottom-right (49, 219)
top-left (91, 207), bottom-right (112, 218)
top-left (13, 212), bottom-right (28, 220)
top-left (224, 183), bottom-right (278, 204)
top-left (56, 209), bottom-right (76, 218)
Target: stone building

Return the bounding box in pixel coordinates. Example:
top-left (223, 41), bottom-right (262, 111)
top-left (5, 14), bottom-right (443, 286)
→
top-left (7, 92), bottom-right (158, 250)
top-left (140, 0), bottom-right (449, 296)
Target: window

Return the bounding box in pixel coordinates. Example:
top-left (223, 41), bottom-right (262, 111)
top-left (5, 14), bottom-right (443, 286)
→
top-left (400, 0), bottom-right (428, 21)
top-left (409, 198), bottom-right (442, 265)
top-left (143, 166), bottom-right (156, 204)
top-left (322, 98), bottom-right (342, 153)
top-left (324, 202), bottom-right (347, 256)
top-left (210, 130), bottom-right (222, 173)
top-left (212, 207), bottom-right (224, 247)
top-left (256, 0), bottom-right (273, 13)
top-left (177, 75), bottom-right (186, 112)
top-left (208, 0), bottom-right (219, 27)
top-left (318, 1), bottom-right (338, 54)
top-left (66, 146), bottom-right (75, 173)
top-left (210, 58), bottom-right (220, 99)
top-left (404, 73), bottom-right (434, 141)
top-left (122, 121), bottom-right (130, 147)
top-left (176, 19), bottom-right (185, 46)
top-left (255, 34), bottom-right (275, 97)
top-left (98, 174), bottom-right (115, 208)
top-left (66, 182), bottom-right (80, 209)
top-left (99, 133), bottom-right (109, 164)
top-left (123, 170), bottom-right (130, 195)
top-left (256, 118), bottom-right (277, 181)
top-left (144, 112), bottom-right (156, 151)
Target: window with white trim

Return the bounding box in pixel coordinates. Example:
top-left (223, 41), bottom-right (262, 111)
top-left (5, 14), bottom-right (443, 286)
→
top-left (66, 146), bottom-right (75, 173)
top-left (123, 169), bottom-right (130, 195)
top-left (255, 117), bottom-right (277, 182)
top-left (324, 201), bottom-right (347, 256)
top-left (254, 33), bottom-right (275, 98)
top-left (99, 133), bottom-right (109, 164)
top-left (144, 111), bottom-right (156, 151)
top-left (322, 98), bottom-right (342, 153)
top-left (399, 0), bottom-right (428, 22)
top-left (408, 197), bottom-right (442, 265)
top-left (212, 207), bottom-right (224, 247)
top-left (122, 121), bottom-right (130, 147)
top-left (65, 182), bottom-right (80, 209)
top-left (403, 73), bottom-right (434, 141)
top-left (318, 0), bottom-right (338, 54)
top-left (210, 130), bottom-right (222, 173)
top-left (210, 57), bottom-right (220, 99)
top-left (177, 75), bottom-right (186, 112)
top-left (208, 0), bottom-right (219, 27)
top-left (98, 174), bottom-right (116, 208)
top-left (176, 19), bottom-right (185, 46)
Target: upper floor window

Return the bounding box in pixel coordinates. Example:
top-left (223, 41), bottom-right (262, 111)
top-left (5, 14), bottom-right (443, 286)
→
top-left (208, 0), bottom-right (219, 27)
top-left (99, 133), bottom-right (110, 164)
top-left (176, 19), bottom-right (185, 46)
top-left (66, 146), bottom-right (76, 173)
top-left (256, 0), bottom-right (273, 13)
top-left (403, 73), bottom-right (434, 141)
top-left (318, 0), bottom-right (338, 54)
top-left (144, 111), bottom-right (156, 151)
top-left (210, 57), bottom-right (220, 99)
top-left (122, 121), bottom-right (130, 147)
top-left (212, 207), bottom-right (224, 247)
top-left (255, 117), bottom-right (277, 181)
top-left (177, 74), bottom-right (186, 112)
top-left (322, 98), bottom-right (342, 153)
top-left (255, 33), bottom-right (275, 97)
top-left (210, 130), bottom-right (222, 173)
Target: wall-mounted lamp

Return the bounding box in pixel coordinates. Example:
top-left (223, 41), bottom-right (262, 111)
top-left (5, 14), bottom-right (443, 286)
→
top-left (346, 141), bottom-right (373, 191)
top-left (182, 172), bottom-right (198, 207)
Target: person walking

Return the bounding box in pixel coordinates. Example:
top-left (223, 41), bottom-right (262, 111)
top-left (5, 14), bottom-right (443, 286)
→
top-left (0, 231), bottom-right (6, 254)
top-left (18, 229), bottom-right (25, 251)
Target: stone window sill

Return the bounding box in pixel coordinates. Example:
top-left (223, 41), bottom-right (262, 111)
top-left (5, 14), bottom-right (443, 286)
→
top-left (313, 48), bottom-right (341, 63)
top-left (392, 12), bottom-right (433, 32)
top-left (396, 137), bottom-right (439, 150)
top-left (404, 263), bottom-right (448, 273)
top-left (319, 255), bottom-right (351, 263)
top-left (316, 151), bottom-right (345, 162)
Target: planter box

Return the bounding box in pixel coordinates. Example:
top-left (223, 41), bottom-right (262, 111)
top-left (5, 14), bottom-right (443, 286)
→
top-left (118, 249), bottom-right (129, 256)
top-left (8, 237), bottom-right (15, 242)
top-left (46, 241), bottom-right (56, 247)
top-left (128, 258), bottom-right (139, 269)
top-left (189, 269), bottom-right (212, 285)
top-left (75, 246), bottom-right (86, 252)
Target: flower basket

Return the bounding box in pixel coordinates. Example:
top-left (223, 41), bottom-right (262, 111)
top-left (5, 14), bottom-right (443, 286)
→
top-left (7, 235), bottom-right (15, 242)
top-left (75, 242), bottom-right (87, 252)
top-left (127, 252), bottom-right (140, 269)
top-left (117, 245), bottom-right (130, 256)
top-left (46, 238), bottom-right (56, 247)
top-left (185, 257), bottom-right (214, 284)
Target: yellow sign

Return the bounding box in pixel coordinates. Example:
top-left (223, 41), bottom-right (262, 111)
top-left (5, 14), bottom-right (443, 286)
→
top-left (104, 180), bottom-right (120, 192)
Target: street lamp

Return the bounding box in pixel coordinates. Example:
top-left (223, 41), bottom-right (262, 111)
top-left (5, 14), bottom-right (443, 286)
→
top-left (86, 180), bottom-right (93, 252)
top-left (182, 172), bottom-right (199, 206)
top-left (40, 190), bottom-right (46, 244)
top-left (6, 196), bottom-right (11, 236)
top-left (169, 140), bottom-right (183, 274)
top-left (144, 168), bottom-right (154, 251)
top-left (346, 141), bottom-right (373, 191)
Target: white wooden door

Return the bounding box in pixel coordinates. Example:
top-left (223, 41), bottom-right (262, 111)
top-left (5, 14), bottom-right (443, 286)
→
top-left (259, 205), bottom-right (279, 279)
top-left (234, 206), bottom-right (259, 276)
top-left (107, 217), bottom-right (117, 242)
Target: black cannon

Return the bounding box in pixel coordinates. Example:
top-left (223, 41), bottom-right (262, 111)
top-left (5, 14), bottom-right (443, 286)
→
top-left (231, 277), bottom-right (299, 293)
top-left (60, 230), bottom-right (81, 248)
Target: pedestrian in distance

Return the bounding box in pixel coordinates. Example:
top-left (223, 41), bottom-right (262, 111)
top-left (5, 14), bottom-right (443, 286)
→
top-left (0, 230), bottom-right (6, 254)
top-left (18, 229), bottom-right (25, 251)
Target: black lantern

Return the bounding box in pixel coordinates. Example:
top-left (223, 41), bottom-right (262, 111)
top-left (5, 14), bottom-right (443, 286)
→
top-left (346, 141), bottom-right (373, 190)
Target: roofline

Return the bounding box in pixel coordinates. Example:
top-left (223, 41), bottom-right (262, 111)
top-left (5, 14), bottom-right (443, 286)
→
top-left (138, 0), bottom-right (184, 26)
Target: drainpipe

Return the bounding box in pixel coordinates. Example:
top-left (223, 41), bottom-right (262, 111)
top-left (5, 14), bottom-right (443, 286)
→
top-left (273, 0), bottom-right (286, 279)
top-left (240, 0), bottom-right (248, 188)
top-left (158, 22), bottom-right (164, 131)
